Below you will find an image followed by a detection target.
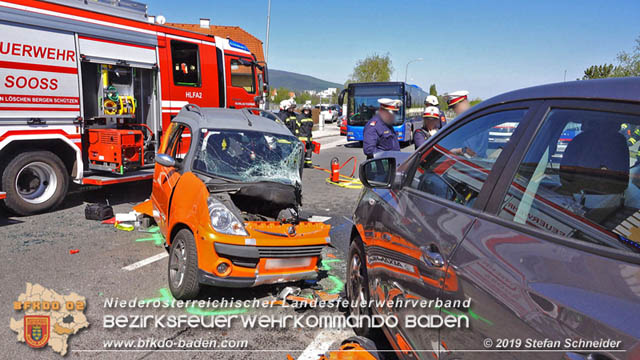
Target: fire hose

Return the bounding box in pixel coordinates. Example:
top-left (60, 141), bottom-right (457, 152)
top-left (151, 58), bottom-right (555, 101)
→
top-left (314, 156), bottom-right (362, 189)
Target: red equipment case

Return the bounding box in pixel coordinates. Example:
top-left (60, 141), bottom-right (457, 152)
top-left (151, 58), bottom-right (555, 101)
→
top-left (87, 129), bottom-right (144, 174)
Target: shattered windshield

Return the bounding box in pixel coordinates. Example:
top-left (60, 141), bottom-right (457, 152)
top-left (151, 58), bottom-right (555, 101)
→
top-left (192, 129), bottom-right (302, 185)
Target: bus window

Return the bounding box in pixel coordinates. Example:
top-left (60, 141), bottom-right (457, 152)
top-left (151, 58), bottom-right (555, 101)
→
top-left (171, 40), bottom-right (201, 87)
top-left (230, 59), bottom-right (255, 93)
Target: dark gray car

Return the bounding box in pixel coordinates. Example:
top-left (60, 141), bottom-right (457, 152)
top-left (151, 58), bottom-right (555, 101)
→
top-left (348, 78), bottom-right (640, 359)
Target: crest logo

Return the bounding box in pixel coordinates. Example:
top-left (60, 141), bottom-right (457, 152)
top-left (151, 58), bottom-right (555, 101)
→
top-left (24, 315), bottom-right (50, 348)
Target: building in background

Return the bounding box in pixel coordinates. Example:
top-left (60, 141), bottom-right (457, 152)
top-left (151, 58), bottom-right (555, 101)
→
top-left (318, 88), bottom-right (337, 97)
top-left (167, 19), bottom-right (265, 62)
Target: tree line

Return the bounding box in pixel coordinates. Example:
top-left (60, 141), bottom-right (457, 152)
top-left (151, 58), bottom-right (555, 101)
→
top-left (581, 35), bottom-right (640, 79)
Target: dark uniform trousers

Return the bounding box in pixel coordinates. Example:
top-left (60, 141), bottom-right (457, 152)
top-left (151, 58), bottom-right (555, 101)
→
top-left (297, 115), bottom-right (314, 167)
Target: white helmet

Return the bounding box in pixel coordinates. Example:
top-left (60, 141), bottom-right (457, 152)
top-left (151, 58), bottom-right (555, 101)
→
top-left (279, 99), bottom-right (290, 110)
top-left (287, 99), bottom-right (297, 110)
top-left (425, 95), bottom-right (439, 107)
top-left (423, 106), bottom-right (440, 119)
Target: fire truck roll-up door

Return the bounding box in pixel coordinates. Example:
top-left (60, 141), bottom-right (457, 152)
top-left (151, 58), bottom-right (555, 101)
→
top-left (78, 37), bottom-right (156, 69)
top-left (78, 36), bottom-right (158, 125)
top-left (0, 22), bottom-right (80, 121)
top-left (79, 46), bottom-right (159, 175)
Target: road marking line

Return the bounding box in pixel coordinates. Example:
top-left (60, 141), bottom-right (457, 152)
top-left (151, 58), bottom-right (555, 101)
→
top-left (297, 329), bottom-right (354, 360)
top-left (308, 215), bottom-right (331, 223)
top-left (122, 252), bottom-right (168, 271)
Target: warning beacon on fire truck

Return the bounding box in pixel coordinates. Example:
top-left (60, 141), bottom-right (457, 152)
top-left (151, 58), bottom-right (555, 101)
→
top-left (0, 0), bottom-right (268, 215)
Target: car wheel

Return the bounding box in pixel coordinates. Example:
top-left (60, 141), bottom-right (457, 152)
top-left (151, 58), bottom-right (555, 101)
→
top-left (347, 239), bottom-right (374, 337)
top-left (1, 150), bottom-right (68, 215)
top-left (168, 228), bottom-right (201, 300)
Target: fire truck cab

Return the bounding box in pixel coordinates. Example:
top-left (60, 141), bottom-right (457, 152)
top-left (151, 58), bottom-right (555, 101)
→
top-left (0, 0), bottom-right (266, 215)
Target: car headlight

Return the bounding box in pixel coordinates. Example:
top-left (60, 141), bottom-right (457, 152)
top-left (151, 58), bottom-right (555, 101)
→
top-left (207, 198), bottom-right (248, 236)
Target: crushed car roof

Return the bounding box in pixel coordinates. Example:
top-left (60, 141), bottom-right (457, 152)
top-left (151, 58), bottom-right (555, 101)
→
top-left (173, 106), bottom-right (292, 136)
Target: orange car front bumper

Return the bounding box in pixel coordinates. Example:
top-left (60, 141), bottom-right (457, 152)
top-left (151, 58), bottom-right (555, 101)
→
top-left (195, 221), bottom-right (331, 288)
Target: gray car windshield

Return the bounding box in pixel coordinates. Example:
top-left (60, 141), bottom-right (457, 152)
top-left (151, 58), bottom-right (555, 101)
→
top-left (192, 129), bottom-right (302, 185)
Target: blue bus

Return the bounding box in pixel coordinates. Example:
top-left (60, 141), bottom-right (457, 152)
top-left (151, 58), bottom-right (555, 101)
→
top-left (338, 82), bottom-right (425, 143)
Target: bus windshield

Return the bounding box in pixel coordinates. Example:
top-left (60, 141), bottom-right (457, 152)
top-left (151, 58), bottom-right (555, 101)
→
top-left (348, 84), bottom-right (404, 126)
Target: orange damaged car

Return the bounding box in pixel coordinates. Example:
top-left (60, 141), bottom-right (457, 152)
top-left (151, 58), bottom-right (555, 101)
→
top-left (151, 105), bottom-right (331, 299)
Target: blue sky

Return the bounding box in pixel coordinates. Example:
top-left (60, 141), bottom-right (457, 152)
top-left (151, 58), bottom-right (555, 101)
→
top-left (148, 0), bottom-right (640, 99)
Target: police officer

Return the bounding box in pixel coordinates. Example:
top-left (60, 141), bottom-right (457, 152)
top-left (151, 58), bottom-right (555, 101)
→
top-left (444, 90), bottom-right (471, 116)
top-left (425, 95), bottom-right (447, 125)
top-left (363, 98), bottom-right (402, 159)
top-left (298, 104), bottom-right (315, 168)
top-left (414, 106), bottom-right (441, 149)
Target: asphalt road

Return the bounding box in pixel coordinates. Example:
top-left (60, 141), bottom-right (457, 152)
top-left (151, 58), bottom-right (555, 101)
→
top-left (0, 124), bottom-right (413, 359)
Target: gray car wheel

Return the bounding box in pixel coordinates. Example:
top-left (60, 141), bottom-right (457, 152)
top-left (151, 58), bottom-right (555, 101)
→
top-left (347, 239), bottom-right (374, 337)
top-left (168, 228), bottom-right (200, 300)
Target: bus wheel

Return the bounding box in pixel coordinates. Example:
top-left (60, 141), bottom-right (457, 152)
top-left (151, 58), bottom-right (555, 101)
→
top-left (1, 151), bottom-right (69, 215)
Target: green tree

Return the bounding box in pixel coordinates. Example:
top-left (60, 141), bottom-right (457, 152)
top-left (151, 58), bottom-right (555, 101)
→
top-left (582, 64), bottom-right (615, 80)
top-left (272, 87), bottom-right (292, 105)
top-left (437, 94), bottom-right (448, 110)
top-left (429, 84), bottom-right (438, 96)
top-left (470, 98), bottom-right (483, 106)
top-left (613, 35), bottom-right (640, 77)
top-left (348, 53), bottom-right (394, 83)
top-left (581, 34), bottom-right (640, 79)
top-left (296, 91), bottom-right (312, 105)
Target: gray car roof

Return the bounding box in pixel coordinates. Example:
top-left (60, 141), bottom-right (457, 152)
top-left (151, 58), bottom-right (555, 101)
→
top-left (478, 77), bottom-right (640, 109)
top-left (173, 106), bottom-right (293, 136)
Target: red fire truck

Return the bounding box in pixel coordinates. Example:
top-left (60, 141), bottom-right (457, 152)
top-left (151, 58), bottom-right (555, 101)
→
top-left (0, 0), bottom-right (268, 215)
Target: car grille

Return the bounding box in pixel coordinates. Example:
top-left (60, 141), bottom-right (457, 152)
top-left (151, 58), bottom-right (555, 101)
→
top-left (257, 245), bottom-right (325, 258)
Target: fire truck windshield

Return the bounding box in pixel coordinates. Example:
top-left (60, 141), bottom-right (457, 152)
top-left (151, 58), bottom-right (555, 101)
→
top-left (192, 129), bottom-right (302, 185)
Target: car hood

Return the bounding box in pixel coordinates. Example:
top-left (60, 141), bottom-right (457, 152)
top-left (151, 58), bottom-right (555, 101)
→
top-left (206, 181), bottom-right (300, 208)
top-left (244, 221), bottom-right (331, 245)
top-left (204, 180), bottom-right (330, 246)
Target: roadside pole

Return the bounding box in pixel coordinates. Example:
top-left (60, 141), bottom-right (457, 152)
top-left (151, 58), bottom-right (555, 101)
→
top-left (319, 95), bottom-right (325, 131)
top-left (265, 0), bottom-right (271, 63)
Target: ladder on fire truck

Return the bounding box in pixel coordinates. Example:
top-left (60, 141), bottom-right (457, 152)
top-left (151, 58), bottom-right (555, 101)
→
top-left (47, 0), bottom-right (149, 21)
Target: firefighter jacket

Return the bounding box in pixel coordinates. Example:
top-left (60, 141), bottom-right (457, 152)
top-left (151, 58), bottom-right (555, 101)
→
top-left (297, 112), bottom-right (314, 141)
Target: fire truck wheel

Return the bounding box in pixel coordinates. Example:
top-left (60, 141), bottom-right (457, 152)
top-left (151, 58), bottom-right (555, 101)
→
top-left (1, 151), bottom-right (69, 216)
top-left (168, 228), bottom-right (201, 300)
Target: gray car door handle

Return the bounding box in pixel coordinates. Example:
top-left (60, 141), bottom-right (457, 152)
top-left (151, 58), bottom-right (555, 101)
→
top-left (420, 245), bottom-right (445, 268)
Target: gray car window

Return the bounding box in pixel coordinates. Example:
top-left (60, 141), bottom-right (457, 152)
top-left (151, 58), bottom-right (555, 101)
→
top-left (409, 109), bottom-right (526, 207)
top-left (499, 108), bottom-right (640, 254)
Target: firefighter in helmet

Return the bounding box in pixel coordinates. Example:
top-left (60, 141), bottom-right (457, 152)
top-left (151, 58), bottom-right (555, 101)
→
top-left (284, 99), bottom-right (298, 135)
top-left (298, 103), bottom-right (315, 168)
top-left (277, 99), bottom-right (290, 124)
